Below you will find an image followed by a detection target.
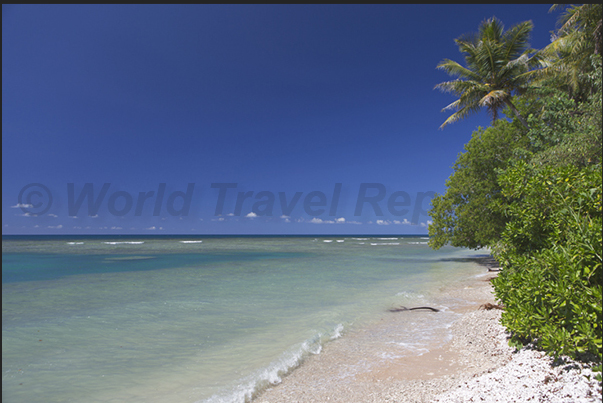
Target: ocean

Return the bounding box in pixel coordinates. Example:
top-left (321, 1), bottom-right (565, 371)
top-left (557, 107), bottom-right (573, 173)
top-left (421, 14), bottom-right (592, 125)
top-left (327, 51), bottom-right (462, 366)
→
top-left (2, 235), bottom-right (488, 402)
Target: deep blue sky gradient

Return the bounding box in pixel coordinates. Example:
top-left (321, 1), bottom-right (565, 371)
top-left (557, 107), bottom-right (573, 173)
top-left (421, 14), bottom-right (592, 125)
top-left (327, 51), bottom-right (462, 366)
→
top-left (2, 4), bottom-right (559, 235)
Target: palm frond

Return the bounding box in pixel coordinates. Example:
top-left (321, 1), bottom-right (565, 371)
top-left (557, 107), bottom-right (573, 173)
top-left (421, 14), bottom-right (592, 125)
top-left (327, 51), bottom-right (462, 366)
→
top-left (502, 20), bottom-right (533, 61)
top-left (439, 102), bottom-right (482, 129)
top-left (436, 59), bottom-right (482, 81)
top-left (479, 17), bottom-right (504, 43)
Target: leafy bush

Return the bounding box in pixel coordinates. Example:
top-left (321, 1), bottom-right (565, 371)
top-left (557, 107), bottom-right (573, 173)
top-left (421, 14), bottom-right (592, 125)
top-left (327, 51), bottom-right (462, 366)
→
top-left (492, 163), bottom-right (602, 360)
top-left (428, 120), bottom-right (529, 250)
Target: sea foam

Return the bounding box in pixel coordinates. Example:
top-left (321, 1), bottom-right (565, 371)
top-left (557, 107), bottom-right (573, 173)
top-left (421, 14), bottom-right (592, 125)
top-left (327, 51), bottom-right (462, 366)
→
top-left (203, 324), bottom-right (343, 403)
top-left (103, 241), bottom-right (144, 245)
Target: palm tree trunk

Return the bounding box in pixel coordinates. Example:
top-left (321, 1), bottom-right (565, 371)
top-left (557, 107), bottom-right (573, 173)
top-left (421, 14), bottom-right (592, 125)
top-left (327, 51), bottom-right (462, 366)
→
top-left (503, 98), bottom-right (530, 130)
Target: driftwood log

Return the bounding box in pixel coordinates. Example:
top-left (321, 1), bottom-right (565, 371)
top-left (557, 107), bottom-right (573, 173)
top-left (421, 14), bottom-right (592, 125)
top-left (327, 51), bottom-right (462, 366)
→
top-left (479, 302), bottom-right (504, 310)
top-left (388, 306), bottom-right (440, 313)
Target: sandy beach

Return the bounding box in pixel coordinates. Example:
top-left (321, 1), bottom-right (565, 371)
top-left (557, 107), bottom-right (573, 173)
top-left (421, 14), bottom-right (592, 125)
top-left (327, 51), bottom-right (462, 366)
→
top-left (254, 259), bottom-right (602, 403)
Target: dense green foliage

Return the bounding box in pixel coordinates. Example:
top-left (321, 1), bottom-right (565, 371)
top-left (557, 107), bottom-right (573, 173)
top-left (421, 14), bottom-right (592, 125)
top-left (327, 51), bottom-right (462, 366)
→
top-left (428, 120), bottom-right (528, 249)
top-left (429, 4), bottom-right (603, 365)
top-left (493, 164), bottom-right (602, 358)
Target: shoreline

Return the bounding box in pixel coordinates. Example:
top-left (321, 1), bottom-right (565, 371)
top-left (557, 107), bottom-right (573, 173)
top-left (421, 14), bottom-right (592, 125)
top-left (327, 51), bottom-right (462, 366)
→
top-left (253, 259), bottom-right (602, 403)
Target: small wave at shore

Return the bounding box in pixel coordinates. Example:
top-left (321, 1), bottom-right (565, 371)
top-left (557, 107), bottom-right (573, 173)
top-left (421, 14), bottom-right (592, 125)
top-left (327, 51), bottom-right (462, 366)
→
top-left (203, 324), bottom-right (344, 403)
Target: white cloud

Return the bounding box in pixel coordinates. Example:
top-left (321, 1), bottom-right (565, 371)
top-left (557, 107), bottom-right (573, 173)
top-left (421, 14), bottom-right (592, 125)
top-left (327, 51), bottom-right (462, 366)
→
top-left (246, 212), bottom-right (257, 218)
top-left (146, 226), bottom-right (157, 230)
top-left (89, 214), bottom-right (98, 218)
top-left (47, 225), bottom-right (63, 229)
top-left (336, 217), bottom-right (345, 223)
top-left (376, 220), bottom-right (391, 225)
top-left (111, 226), bottom-right (122, 230)
top-left (227, 213), bottom-right (235, 217)
top-left (393, 219), bottom-right (411, 225)
top-left (309, 217), bottom-right (340, 224)
top-left (48, 213), bottom-right (58, 218)
top-left (11, 203), bottom-right (33, 208)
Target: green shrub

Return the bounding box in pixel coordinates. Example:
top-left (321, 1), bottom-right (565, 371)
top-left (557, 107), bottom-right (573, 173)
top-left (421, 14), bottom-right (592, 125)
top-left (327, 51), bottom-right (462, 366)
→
top-left (492, 163), bottom-right (602, 360)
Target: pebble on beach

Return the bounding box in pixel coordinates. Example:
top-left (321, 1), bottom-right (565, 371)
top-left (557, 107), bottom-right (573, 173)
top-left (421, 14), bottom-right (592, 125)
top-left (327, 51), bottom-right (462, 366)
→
top-left (432, 310), bottom-right (602, 403)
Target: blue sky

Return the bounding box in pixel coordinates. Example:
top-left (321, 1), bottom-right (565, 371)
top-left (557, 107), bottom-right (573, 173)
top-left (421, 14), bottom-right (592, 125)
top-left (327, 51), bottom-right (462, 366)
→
top-left (2, 4), bottom-right (559, 235)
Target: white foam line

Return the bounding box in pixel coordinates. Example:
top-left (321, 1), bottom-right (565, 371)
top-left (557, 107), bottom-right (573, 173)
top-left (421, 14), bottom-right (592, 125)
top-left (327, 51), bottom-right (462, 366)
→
top-left (179, 240), bottom-right (203, 244)
top-left (103, 241), bottom-right (144, 245)
top-left (203, 325), bottom-right (343, 403)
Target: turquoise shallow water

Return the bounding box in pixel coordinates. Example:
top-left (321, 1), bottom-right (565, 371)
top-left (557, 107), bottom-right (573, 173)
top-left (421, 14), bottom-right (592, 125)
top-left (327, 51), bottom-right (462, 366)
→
top-left (2, 236), bottom-right (486, 403)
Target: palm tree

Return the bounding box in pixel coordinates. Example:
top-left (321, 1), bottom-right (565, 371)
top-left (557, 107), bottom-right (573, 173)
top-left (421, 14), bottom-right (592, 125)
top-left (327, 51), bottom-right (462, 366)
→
top-left (534, 4), bottom-right (602, 101)
top-left (552, 4), bottom-right (601, 56)
top-left (435, 17), bottom-right (539, 130)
